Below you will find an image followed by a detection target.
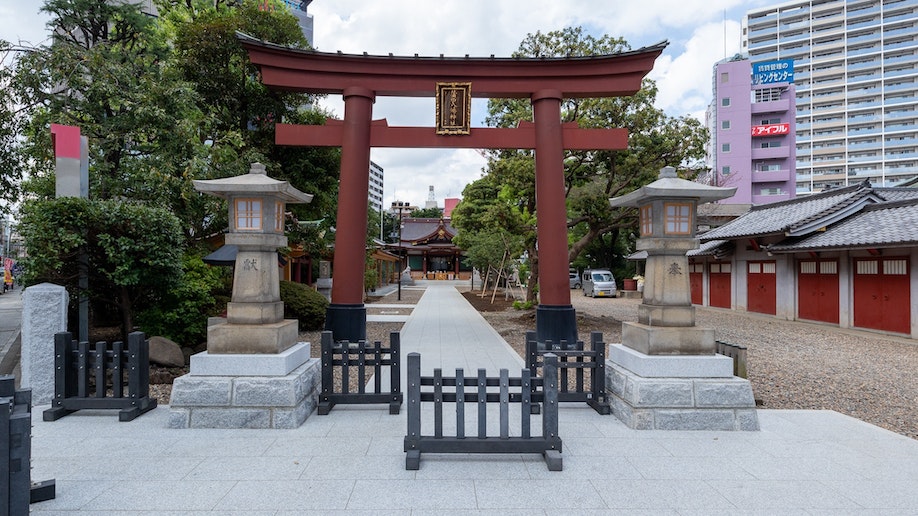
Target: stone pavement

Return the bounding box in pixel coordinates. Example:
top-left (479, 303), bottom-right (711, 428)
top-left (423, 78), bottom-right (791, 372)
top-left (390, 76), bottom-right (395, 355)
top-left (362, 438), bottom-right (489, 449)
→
top-left (25, 283), bottom-right (918, 513)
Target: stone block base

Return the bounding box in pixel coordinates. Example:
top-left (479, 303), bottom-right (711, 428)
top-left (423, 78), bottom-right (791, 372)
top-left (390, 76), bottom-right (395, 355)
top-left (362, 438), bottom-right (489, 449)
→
top-left (622, 321), bottom-right (715, 355)
top-left (168, 359), bottom-right (320, 429)
top-left (190, 342), bottom-right (311, 376)
top-left (207, 319), bottom-right (298, 354)
top-left (606, 360), bottom-right (759, 431)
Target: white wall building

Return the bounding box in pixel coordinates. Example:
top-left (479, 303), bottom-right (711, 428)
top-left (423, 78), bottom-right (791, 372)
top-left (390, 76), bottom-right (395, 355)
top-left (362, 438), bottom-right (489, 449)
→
top-left (743, 0), bottom-right (918, 194)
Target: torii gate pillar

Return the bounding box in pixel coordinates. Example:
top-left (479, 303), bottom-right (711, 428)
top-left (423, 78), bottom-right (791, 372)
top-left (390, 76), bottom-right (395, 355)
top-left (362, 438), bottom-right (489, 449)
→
top-left (532, 90), bottom-right (576, 344)
top-left (325, 87), bottom-right (375, 341)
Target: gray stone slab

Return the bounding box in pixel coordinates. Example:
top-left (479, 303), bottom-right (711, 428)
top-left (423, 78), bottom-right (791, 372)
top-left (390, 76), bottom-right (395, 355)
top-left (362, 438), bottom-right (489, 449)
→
top-left (80, 481), bottom-right (235, 511)
top-left (21, 282), bottom-right (68, 405)
top-left (169, 376), bottom-right (232, 406)
top-left (475, 479), bottom-right (608, 510)
top-left (609, 344), bottom-right (734, 378)
top-left (596, 479), bottom-right (737, 510)
top-left (189, 341), bottom-right (310, 376)
top-left (654, 409), bottom-right (736, 430)
top-left (215, 480), bottom-right (350, 511)
top-left (712, 480), bottom-right (862, 510)
top-left (695, 378), bottom-right (757, 407)
top-left (190, 407), bottom-right (272, 428)
top-left (345, 479), bottom-right (477, 510)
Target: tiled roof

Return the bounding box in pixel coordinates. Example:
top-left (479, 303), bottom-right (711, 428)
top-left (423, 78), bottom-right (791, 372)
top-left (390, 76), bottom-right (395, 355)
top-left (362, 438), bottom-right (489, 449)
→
top-left (400, 218), bottom-right (456, 242)
top-left (700, 183), bottom-right (874, 241)
top-left (768, 198), bottom-right (918, 252)
top-left (875, 187), bottom-right (918, 202)
top-left (687, 239), bottom-right (732, 257)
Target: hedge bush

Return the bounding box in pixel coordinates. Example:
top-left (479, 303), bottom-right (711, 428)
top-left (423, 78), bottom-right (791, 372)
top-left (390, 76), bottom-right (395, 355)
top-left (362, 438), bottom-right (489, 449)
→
top-left (280, 280), bottom-right (328, 330)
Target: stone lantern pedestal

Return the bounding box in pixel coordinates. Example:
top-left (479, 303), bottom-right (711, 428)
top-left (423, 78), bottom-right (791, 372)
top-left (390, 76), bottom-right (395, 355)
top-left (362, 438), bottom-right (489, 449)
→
top-left (606, 167), bottom-right (758, 431)
top-left (169, 163), bottom-right (321, 429)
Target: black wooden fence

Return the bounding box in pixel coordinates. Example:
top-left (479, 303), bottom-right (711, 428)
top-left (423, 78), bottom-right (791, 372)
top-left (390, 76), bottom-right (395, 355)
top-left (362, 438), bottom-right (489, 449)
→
top-left (404, 352), bottom-right (562, 471)
top-left (716, 340), bottom-right (748, 378)
top-left (2, 375), bottom-right (55, 516)
top-left (43, 331), bottom-right (157, 422)
top-left (318, 331), bottom-right (403, 415)
top-left (525, 331), bottom-right (610, 414)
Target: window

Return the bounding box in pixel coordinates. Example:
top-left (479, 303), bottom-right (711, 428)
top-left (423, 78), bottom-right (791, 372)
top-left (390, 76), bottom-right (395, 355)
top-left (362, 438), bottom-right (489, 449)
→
top-left (722, 143), bottom-right (731, 152)
top-left (640, 205), bottom-right (653, 236)
top-left (722, 166), bottom-right (731, 175)
top-left (235, 198), bottom-right (262, 230)
top-left (754, 88), bottom-right (784, 102)
top-left (722, 120), bottom-right (731, 129)
top-left (721, 72), bottom-right (729, 83)
top-left (275, 201), bottom-right (284, 232)
top-left (664, 203), bottom-right (692, 235)
top-left (721, 97), bottom-right (731, 107)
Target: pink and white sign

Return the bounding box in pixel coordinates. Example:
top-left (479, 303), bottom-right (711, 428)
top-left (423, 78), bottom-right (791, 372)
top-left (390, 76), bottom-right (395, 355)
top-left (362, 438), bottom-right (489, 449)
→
top-left (751, 123), bottom-right (790, 137)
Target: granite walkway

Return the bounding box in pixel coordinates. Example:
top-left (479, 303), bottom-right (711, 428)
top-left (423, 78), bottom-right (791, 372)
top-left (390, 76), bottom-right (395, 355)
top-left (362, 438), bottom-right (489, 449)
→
top-left (26, 283), bottom-right (918, 513)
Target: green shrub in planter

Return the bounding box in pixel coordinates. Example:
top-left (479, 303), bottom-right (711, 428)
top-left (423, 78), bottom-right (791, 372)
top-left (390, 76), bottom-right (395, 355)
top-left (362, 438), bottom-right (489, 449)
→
top-left (279, 280), bottom-right (329, 330)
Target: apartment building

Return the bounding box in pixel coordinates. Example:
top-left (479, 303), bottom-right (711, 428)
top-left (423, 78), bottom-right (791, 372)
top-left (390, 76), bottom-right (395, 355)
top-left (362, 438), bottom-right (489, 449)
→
top-left (743, 0), bottom-right (918, 194)
top-left (708, 56), bottom-right (798, 204)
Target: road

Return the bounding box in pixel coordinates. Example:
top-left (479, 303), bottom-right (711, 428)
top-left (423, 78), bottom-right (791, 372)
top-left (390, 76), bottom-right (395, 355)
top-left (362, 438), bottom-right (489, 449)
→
top-left (0, 285), bottom-right (23, 379)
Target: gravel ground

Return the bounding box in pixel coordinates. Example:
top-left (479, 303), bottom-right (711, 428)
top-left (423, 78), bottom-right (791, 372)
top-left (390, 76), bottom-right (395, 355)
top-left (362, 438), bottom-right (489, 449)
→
top-left (479, 291), bottom-right (918, 441)
top-left (154, 285), bottom-right (918, 441)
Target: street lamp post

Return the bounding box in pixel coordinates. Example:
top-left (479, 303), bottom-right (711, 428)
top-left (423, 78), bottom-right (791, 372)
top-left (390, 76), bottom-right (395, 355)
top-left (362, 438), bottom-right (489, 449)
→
top-left (392, 201), bottom-right (406, 301)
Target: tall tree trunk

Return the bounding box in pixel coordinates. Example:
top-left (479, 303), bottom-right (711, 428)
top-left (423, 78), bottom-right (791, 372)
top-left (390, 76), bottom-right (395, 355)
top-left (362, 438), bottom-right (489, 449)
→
top-left (120, 286), bottom-right (133, 342)
top-left (526, 244), bottom-right (539, 303)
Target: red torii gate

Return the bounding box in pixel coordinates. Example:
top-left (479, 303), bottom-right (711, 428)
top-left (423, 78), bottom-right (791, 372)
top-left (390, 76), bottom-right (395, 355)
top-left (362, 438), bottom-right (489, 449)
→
top-left (240, 34), bottom-right (666, 343)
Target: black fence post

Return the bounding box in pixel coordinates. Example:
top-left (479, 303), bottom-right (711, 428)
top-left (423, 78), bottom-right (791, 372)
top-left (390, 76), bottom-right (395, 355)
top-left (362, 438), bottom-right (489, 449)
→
top-left (590, 331), bottom-right (611, 415)
top-left (541, 353), bottom-right (563, 471)
top-left (389, 332), bottom-right (401, 414)
top-left (405, 352), bottom-right (421, 470)
top-left (2, 375), bottom-right (56, 514)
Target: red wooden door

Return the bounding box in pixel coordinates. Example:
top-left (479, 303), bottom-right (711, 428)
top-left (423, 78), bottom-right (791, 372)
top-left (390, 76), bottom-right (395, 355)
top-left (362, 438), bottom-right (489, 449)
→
top-left (709, 262), bottom-right (731, 309)
top-left (747, 261), bottom-right (776, 315)
top-left (854, 257), bottom-right (910, 334)
top-left (797, 260), bottom-right (839, 324)
top-left (689, 262), bottom-right (703, 305)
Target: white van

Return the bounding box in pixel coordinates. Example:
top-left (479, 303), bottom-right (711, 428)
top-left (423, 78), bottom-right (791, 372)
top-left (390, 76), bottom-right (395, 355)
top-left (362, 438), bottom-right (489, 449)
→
top-left (582, 269), bottom-right (617, 298)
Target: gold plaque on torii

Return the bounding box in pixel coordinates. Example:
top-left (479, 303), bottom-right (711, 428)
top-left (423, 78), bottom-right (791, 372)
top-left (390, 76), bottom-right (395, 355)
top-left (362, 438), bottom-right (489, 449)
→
top-left (435, 82), bottom-right (471, 135)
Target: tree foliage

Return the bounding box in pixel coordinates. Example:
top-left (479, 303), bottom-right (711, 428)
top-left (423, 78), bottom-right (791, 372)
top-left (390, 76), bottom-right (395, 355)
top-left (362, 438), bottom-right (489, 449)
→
top-left (454, 27), bottom-right (708, 297)
top-left (18, 197), bottom-right (184, 339)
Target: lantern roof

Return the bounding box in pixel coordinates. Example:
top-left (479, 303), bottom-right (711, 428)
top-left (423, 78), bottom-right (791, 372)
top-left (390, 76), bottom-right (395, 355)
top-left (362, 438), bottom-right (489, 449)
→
top-left (609, 167), bottom-right (735, 208)
top-left (193, 163), bottom-right (314, 204)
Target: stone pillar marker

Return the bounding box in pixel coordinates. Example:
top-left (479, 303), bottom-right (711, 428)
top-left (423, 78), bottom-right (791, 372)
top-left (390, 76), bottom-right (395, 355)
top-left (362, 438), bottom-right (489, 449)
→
top-left (21, 283), bottom-right (68, 406)
top-left (606, 166), bottom-right (759, 431)
top-left (169, 163), bottom-right (321, 429)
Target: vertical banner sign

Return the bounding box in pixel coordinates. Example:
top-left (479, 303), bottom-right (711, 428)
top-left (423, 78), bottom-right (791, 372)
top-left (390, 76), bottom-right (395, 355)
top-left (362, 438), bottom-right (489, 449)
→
top-left (752, 59), bottom-right (794, 85)
top-left (436, 82), bottom-right (472, 135)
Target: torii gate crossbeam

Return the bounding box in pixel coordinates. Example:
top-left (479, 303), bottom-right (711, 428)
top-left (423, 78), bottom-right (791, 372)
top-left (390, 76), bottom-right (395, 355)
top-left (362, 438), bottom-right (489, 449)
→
top-left (241, 34), bottom-right (666, 344)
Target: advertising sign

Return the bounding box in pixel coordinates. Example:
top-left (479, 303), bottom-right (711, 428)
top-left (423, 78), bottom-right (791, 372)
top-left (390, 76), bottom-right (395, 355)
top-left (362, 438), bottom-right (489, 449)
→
top-left (751, 123), bottom-right (790, 137)
top-left (752, 59), bottom-right (794, 85)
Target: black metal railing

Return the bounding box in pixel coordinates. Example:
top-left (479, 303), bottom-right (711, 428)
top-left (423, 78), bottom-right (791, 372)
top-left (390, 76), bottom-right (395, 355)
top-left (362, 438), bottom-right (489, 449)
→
top-left (404, 352), bottom-right (562, 471)
top-left (526, 331), bottom-right (610, 414)
top-left (318, 331), bottom-right (403, 415)
top-left (2, 375), bottom-right (55, 515)
top-left (43, 331), bottom-right (157, 422)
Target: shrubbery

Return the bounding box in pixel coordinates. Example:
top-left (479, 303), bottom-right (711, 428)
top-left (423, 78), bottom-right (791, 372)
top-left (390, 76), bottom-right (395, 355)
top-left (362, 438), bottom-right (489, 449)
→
top-left (280, 280), bottom-right (328, 330)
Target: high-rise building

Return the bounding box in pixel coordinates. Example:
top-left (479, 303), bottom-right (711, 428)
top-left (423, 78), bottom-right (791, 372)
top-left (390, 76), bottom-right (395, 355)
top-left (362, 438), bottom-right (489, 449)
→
top-left (368, 160), bottom-right (384, 213)
top-left (278, 0), bottom-right (314, 46)
top-left (743, 0), bottom-right (918, 194)
top-left (707, 56), bottom-right (798, 204)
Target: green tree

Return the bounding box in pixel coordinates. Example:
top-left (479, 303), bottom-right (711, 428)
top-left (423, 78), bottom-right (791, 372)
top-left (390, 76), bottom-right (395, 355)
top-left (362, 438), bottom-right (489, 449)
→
top-left (0, 42), bottom-right (25, 215)
top-left (18, 197), bottom-right (184, 340)
top-left (410, 207), bottom-right (443, 218)
top-left (462, 27), bottom-right (708, 292)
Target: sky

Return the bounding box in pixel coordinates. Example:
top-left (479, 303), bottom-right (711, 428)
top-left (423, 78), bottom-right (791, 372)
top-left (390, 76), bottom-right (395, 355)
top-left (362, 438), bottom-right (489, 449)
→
top-left (2, 0), bottom-right (777, 210)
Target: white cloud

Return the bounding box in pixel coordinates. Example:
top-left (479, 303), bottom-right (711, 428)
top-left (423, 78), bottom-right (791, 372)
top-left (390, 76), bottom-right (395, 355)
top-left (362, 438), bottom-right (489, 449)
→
top-left (4, 0), bottom-right (778, 209)
top-left (651, 20), bottom-right (744, 121)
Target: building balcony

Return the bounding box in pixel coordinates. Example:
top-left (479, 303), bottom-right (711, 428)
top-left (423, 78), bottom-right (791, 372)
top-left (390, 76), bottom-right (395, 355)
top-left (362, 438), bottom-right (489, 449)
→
top-left (751, 99), bottom-right (790, 114)
top-left (751, 146), bottom-right (791, 160)
top-left (752, 169), bottom-right (792, 183)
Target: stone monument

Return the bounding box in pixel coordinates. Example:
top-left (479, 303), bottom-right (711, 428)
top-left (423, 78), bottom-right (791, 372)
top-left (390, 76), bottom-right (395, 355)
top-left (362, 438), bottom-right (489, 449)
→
top-left (606, 166), bottom-right (758, 430)
top-left (169, 163), bottom-right (321, 429)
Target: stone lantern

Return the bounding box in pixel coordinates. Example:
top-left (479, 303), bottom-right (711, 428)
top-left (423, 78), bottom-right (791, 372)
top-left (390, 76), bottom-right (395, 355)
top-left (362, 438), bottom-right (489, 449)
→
top-left (168, 163), bottom-right (320, 430)
top-left (609, 166), bottom-right (734, 355)
top-left (193, 162), bottom-right (313, 354)
top-left (606, 166), bottom-right (758, 431)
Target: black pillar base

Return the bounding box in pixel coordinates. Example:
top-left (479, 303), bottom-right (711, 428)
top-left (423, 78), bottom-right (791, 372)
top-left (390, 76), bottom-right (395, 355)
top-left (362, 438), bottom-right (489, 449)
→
top-left (535, 305), bottom-right (578, 345)
top-left (325, 304), bottom-right (366, 342)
